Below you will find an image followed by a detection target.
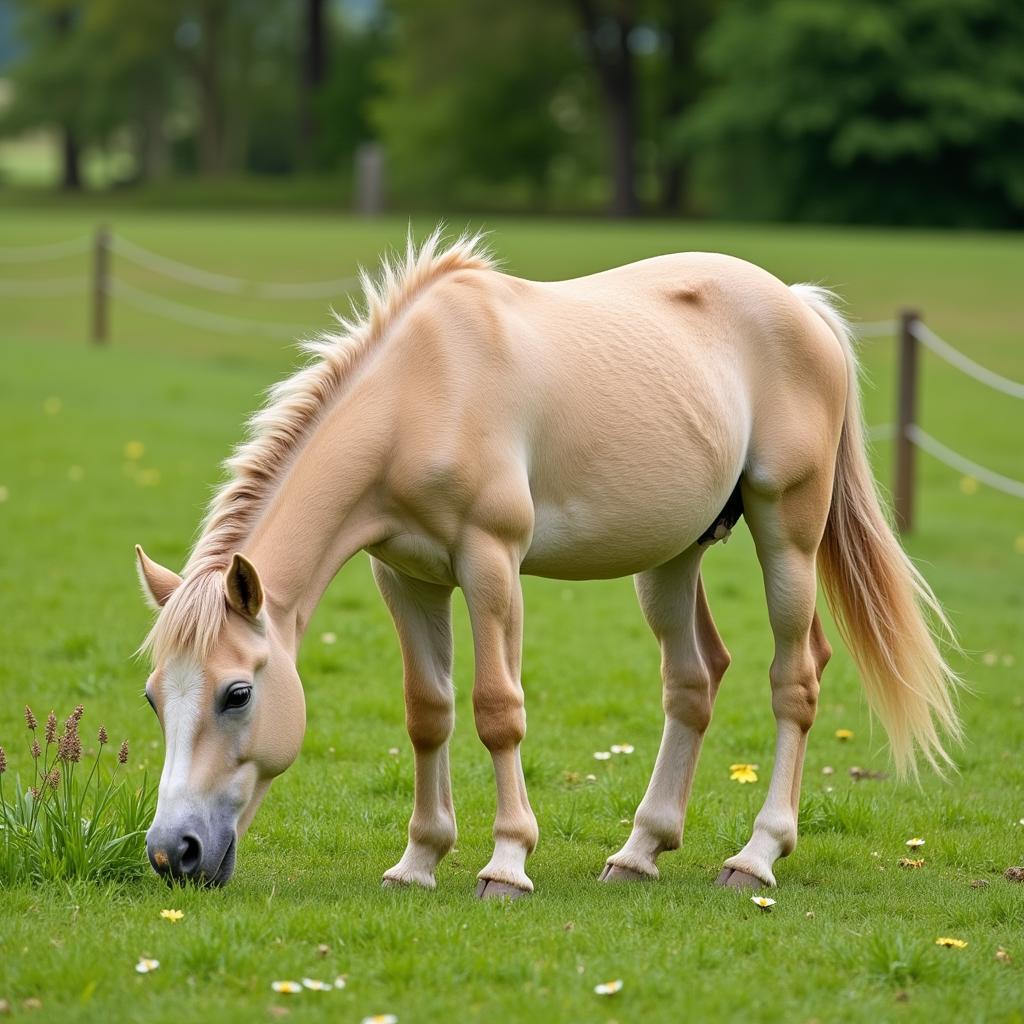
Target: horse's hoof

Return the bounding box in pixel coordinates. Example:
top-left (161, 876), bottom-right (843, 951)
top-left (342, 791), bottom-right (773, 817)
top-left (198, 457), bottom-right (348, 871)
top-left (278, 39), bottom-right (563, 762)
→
top-left (715, 867), bottom-right (767, 889)
top-left (381, 876), bottom-right (407, 889)
top-left (599, 863), bottom-right (652, 883)
top-left (475, 879), bottom-right (531, 901)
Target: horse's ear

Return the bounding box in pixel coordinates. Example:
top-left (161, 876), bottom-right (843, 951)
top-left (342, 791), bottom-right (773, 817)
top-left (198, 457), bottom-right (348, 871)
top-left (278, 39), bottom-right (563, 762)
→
top-left (135, 545), bottom-right (182, 609)
top-left (224, 553), bottom-right (264, 620)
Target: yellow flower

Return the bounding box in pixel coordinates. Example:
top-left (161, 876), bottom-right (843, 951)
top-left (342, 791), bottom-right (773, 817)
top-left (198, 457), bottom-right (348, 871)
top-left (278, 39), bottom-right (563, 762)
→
top-left (729, 763), bottom-right (759, 784)
top-left (135, 958), bottom-right (160, 974)
top-left (124, 441), bottom-right (145, 460)
top-left (160, 909), bottom-right (184, 923)
top-left (751, 896), bottom-right (776, 910)
top-left (935, 937), bottom-right (967, 949)
top-left (593, 979), bottom-right (623, 996)
top-left (834, 729), bottom-right (854, 741)
top-left (905, 837), bottom-right (926, 848)
top-left (301, 978), bottom-right (333, 991)
top-left (898, 858), bottom-right (925, 869)
top-left (271, 981), bottom-right (303, 994)
top-left (959, 475), bottom-right (979, 495)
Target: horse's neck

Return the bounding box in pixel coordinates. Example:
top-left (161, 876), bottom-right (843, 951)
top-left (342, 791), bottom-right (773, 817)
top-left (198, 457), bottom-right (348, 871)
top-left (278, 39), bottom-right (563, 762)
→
top-left (245, 395), bottom-right (389, 648)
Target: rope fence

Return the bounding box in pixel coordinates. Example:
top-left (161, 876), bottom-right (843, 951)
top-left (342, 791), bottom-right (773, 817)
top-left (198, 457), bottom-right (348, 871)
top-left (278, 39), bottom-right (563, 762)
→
top-left (109, 234), bottom-right (359, 299)
top-left (1, 227), bottom-right (1021, 528)
top-left (108, 278), bottom-right (309, 339)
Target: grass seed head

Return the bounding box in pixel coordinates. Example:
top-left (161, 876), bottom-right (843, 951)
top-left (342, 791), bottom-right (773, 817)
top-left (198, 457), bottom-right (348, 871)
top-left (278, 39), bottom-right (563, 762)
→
top-left (30, 738), bottom-right (41, 760)
top-left (118, 739), bottom-right (129, 765)
top-left (58, 713), bottom-right (83, 763)
top-left (45, 711), bottom-right (57, 745)
top-left (24, 705), bottom-right (37, 731)
top-left (98, 725), bottom-right (108, 746)
top-left (47, 768), bottom-right (60, 790)
top-left (72, 704), bottom-right (84, 724)
top-left (0, 745), bottom-right (6, 774)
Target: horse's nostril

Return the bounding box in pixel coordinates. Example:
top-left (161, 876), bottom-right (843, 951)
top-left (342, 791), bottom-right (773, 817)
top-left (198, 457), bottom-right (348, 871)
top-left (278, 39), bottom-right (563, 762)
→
top-left (179, 833), bottom-right (202, 876)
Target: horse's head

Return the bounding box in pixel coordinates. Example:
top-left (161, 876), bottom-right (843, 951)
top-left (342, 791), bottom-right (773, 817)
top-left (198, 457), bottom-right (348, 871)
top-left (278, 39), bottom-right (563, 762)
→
top-left (135, 546), bottom-right (305, 886)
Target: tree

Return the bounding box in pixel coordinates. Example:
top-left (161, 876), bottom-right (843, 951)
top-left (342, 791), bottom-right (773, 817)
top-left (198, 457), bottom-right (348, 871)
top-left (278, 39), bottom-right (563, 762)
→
top-left (681, 0), bottom-right (1024, 226)
top-left (298, 0), bottom-right (328, 168)
top-left (572, 0), bottom-right (638, 216)
top-left (372, 0), bottom-right (589, 209)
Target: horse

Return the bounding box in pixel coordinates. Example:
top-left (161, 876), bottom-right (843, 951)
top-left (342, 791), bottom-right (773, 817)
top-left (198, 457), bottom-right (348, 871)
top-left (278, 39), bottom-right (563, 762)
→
top-left (135, 230), bottom-right (959, 896)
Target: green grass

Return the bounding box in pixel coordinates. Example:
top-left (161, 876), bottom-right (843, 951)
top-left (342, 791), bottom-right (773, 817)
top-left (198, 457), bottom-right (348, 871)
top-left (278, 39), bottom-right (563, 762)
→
top-left (1, 209), bottom-right (1023, 1022)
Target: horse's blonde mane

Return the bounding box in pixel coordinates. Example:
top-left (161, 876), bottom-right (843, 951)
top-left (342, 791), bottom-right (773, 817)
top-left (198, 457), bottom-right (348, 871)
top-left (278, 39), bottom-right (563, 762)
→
top-left (142, 228), bottom-right (494, 665)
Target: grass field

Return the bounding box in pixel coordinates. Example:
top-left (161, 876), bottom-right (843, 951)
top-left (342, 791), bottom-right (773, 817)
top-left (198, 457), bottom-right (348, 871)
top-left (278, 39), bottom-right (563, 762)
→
top-left (1, 208), bottom-right (1023, 1023)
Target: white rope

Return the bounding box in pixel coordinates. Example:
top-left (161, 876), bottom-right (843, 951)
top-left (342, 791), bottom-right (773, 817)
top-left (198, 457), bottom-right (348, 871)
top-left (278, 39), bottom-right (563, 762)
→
top-left (0, 276), bottom-right (88, 296)
top-left (910, 320), bottom-right (1024, 400)
top-left (110, 235), bottom-right (249, 294)
top-left (854, 320), bottom-right (896, 339)
top-left (108, 279), bottom-right (309, 339)
top-left (907, 424), bottom-right (1024, 499)
top-left (0, 236), bottom-right (90, 263)
top-left (110, 234), bottom-right (358, 299)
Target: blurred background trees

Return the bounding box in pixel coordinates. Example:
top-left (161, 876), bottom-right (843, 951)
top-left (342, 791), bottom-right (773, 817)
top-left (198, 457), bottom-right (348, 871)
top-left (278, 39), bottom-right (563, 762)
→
top-left (0, 0), bottom-right (1021, 226)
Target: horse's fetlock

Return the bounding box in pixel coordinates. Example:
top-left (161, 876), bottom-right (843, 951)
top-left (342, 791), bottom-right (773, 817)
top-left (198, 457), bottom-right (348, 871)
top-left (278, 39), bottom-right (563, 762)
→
top-left (410, 814), bottom-right (457, 855)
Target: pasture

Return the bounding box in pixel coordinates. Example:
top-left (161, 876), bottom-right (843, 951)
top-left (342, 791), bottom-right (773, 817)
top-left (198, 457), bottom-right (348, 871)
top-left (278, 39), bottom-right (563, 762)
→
top-left (1, 209), bottom-right (1022, 1022)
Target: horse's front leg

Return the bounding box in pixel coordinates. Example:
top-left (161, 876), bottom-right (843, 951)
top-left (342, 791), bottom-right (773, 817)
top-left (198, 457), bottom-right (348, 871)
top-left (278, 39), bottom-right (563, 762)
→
top-left (458, 529), bottom-right (538, 899)
top-left (373, 559), bottom-right (457, 889)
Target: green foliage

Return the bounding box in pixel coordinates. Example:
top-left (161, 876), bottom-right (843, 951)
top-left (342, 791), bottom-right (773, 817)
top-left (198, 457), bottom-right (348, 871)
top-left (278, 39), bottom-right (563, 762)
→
top-left (862, 933), bottom-right (936, 986)
top-left (681, 0), bottom-right (1024, 225)
top-left (0, 705), bottom-right (155, 886)
top-left (371, 0), bottom-right (596, 208)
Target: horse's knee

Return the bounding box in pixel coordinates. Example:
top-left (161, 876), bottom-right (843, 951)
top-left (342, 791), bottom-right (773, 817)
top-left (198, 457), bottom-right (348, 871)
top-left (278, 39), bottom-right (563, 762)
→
top-left (406, 683), bottom-right (455, 750)
top-left (473, 684), bottom-right (526, 751)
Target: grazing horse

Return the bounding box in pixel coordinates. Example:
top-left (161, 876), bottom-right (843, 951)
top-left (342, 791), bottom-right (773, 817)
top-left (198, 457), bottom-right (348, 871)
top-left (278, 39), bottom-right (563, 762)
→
top-left (136, 231), bottom-right (959, 895)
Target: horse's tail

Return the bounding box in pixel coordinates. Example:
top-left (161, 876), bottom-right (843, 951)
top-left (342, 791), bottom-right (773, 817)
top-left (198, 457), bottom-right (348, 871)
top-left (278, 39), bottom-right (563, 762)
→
top-left (791, 284), bottom-right (961, 777)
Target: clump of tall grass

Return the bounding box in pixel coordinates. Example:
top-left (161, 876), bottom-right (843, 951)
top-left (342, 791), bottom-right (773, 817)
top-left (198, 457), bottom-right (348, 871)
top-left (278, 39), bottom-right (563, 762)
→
top-left (0, 703), bottom-right (155, 885)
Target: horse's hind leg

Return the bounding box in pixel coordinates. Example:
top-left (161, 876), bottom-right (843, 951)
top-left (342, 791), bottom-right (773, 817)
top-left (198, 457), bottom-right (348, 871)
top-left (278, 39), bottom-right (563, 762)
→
top-left (601, 545), bottom-right (730, 881)
top-left (716, 475), bottom-right (832, 888)
top-left (373, 559), bottom-right (458, 889)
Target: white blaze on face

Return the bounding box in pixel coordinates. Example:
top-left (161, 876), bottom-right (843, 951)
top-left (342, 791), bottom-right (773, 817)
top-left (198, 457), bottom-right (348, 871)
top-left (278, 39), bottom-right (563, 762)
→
top-left (152, 656), bottom-right (206, 825)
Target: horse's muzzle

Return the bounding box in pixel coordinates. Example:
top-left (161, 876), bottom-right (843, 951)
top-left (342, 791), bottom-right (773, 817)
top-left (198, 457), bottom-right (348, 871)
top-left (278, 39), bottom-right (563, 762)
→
top-left (147, 820), bottom-right (237, 886)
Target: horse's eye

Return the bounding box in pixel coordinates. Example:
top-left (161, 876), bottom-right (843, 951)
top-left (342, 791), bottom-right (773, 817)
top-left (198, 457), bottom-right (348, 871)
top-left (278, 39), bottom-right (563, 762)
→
top-left (223, 684), bottom-right (252, 711)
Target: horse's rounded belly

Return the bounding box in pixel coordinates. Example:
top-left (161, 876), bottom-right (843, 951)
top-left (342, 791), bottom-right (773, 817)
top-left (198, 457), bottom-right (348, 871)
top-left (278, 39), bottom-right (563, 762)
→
top-left (521, 492), bottom-right (720, 580)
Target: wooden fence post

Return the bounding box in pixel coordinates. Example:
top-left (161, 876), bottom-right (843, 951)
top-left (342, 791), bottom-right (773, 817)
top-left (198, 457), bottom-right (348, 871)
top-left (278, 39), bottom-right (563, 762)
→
top-left (894, 309), bottom-right (920, 533)
top-left (92, 225), bottom-right (110, 345)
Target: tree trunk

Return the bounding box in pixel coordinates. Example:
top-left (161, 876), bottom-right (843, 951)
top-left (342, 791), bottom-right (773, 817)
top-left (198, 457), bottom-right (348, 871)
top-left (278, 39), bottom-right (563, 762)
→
top-left (197, 1), bottom-right (228, 176)
top-left (573, 0), bottom-right (639, 217)
top-left (658, 2), bottom-right (710, 214)
top-left (61, 126), bottom-right (81, 191)
top-left (606, 68), bottom-right (638, 217)
top-left (300, 0), bottom-right (328, 169)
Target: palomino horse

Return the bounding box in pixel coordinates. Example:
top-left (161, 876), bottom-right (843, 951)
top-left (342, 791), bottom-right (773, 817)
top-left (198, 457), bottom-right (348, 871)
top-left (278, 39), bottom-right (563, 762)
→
top-left (137, 231), bottom-right (959, 895)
